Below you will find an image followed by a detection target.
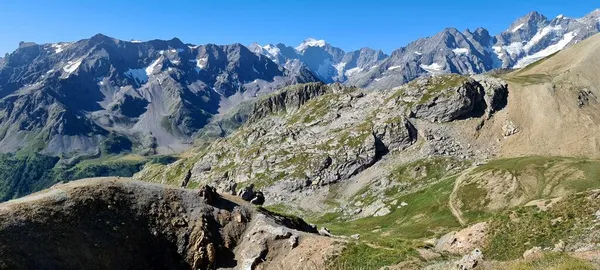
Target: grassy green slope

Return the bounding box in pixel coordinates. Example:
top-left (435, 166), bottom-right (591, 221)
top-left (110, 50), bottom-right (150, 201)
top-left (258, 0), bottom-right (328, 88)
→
top-left (266, 156), bottom-right (600, 269)
top-left (0, 153), bottom-right (161, 202)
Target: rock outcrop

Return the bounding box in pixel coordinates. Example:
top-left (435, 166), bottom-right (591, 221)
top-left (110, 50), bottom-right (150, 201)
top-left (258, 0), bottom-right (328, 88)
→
top-left (457, 249), bottom-right (483, 270)
top-left (404, 75), bottom-right (508, 123)
top-left (472, 75), bottom-right (509, 119)
top-left (248, 82), bottom-right (344, 122)
top-left (434, 222), bottom-right (488, 254)
top-left (502, 120), bottom-right (519, 137)
top-left (237, 184), bottom-right (266, 205)
top-left (0, 178), bottom-right (328, 270)
top-left (410, 76), bottom-right (484, 123)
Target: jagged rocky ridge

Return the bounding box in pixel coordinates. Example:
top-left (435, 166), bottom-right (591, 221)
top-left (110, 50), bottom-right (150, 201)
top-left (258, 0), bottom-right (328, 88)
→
top-left (192, 82), bottom-right (341, 142)
top-left (494, 10), bottom-right (600, 68)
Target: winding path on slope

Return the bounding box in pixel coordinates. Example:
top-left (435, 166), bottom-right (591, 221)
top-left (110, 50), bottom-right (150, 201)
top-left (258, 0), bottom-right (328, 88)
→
top-left (448, 166), bottom-right (479, 227)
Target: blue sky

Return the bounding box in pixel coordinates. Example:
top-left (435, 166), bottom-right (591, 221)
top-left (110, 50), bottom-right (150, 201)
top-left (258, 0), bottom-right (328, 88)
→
top-left (0, 0), bottom-right (598, 55)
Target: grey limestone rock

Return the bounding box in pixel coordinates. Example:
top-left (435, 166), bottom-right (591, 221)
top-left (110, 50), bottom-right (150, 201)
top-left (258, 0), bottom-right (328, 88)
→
top-left (457, 249), bottom-right (483, 270)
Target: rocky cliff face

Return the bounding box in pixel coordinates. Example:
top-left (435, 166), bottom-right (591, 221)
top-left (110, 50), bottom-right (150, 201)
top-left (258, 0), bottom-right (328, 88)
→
top-left (405, 75), bottom-right (508, 122)
top-left (0, 178), bottom-right (331, 270)
top-left (247, 82), bottom-right (335, 122)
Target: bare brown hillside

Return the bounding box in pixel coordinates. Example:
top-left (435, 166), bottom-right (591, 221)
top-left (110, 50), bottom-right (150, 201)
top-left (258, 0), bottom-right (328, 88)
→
top-left (491, 33), bottom-right (600, 157)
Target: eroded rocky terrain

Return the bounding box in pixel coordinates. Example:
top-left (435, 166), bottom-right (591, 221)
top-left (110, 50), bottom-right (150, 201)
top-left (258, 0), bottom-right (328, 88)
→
top-left (0, 178), bottom-right (335, 270)
top-left (135, 74), bottom-right (508, 213)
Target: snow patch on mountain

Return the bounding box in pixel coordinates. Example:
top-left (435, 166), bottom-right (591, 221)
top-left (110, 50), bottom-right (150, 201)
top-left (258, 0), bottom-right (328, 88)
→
top-left (420, 63), bottom-right (443, 74)
top-left (345, 67), bottom-right (363, 77)
top-left (487, 41), bottom-right (504, 68)
top-left (511, 23), bottom-right (525, 32)
top-left (51, 43), bottom-right (70, 54)
top-left (296, 38), bottom-right (326, 52)
top-left (388, 65), bottom-right (402, 71)
top-left (334, 62), bottom-right (346, 77)
top-left (146, 57), bottom-right (163, 76)
top-left (452, 48), bottom-right (469, 55)
top-left (502, 42), bottom-right (525, 57)
top-left (524, 25), bottom-right (563, 51)
top-left (492, 46), bottom-right (504, 58)
top-left (263, 45), bottom-right (281, 58)
top-left (125, 69), bottom-right (149, 84)
top-left (63, 59), bottom-right (82, 74)
top-left (194, 57), bottom-right (208, 72)
top-left (514, 31), bottom-right (577, 68)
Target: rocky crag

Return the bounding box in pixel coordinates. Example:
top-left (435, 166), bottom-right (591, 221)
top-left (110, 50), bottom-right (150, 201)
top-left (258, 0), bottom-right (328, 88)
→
top-left (0, 178), bottom-right (335, 270)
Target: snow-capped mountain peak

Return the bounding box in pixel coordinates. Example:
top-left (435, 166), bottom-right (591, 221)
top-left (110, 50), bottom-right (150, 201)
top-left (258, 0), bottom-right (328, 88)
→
top-left (589, 8), bottom-right (600, 18)
top-left (260, 44), bottom-right (280, 59)
top-left (507, 11), bottom-right (547, 32)
top-left (295, 38), bottom-right (327, 52)
top-left (494, 9), bottom-right (600, 69)
top-left (249, 9), bottom-right (600, 89)
top-left (578, 9), bottom-right (600, 24)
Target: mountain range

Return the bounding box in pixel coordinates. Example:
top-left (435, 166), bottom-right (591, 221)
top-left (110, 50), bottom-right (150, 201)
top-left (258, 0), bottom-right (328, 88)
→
top-left (0, 9), bottom-right (598, 157)
top-left (5, 20), bottom-right (600, 270)
top-left (3, 7), bottom-right (600, 270)
top-left (134, 26), bottom-right (600, 269)
top-left (251, 10), bottom-right (600, 89)
top-left (0, 35), bottom-right (318, 155)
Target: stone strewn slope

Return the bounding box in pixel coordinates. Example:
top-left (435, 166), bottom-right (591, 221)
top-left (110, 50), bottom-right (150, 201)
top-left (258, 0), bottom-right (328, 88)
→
top-left (135, 75), bottom-right (508, 209)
